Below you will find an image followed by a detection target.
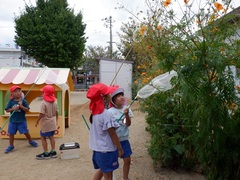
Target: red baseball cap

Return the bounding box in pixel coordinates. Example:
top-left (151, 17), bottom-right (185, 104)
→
top-left (41, 85), bottom-right (56, 102)
top-left (86, 83), bottom-right (111, 115)
top-left (10, 85), bottom-right (21, 93)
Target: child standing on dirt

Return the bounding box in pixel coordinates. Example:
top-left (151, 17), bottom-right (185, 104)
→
top-left (35, 85), bottom-right (58, 160)
top-left (4, 85), bottom-right (38, 153)
top-left (108, 87), bottom-right (134, 180)
top-left (87, 83), bottom-right (124, 180)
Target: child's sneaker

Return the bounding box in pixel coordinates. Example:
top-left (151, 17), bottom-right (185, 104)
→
top-left (4, 145), bottom-right (14, 153)
top-left (29, 140), bottom-right (38, 147)
top-left (50, 150), bottom-right (58, 158)
top-left (36, 152), bottom-right (51, 160)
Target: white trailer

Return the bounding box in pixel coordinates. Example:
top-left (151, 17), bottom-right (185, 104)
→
top-left (98, 58), bottom-right (133, 99)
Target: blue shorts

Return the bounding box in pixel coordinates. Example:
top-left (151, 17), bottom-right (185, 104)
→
top-left (92, 149), bottom-right (119, 173)
top-left (120, 140), bottom-right (132, 158)
top-left (40, 130), bottom-right (55, 138)
top-left (8, 121), bottom-right (29, 135)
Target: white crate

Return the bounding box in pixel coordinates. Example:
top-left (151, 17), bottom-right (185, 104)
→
top-left (59, 142), bottom-right (80, 160)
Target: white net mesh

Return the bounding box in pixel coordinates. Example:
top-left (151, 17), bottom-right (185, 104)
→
top-left (137, 70), bottom-right (177, 99)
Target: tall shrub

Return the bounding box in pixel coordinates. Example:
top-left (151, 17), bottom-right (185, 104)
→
top-left (120, 1), bottom-right (240, 179)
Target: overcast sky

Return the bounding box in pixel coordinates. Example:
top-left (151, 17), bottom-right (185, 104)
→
top-left (0, 0), bottom-right (145, 49)
top-left (0, 0), bottom-right (240, 49)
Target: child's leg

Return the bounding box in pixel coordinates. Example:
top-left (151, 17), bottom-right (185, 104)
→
top-left (102, 171), bottom-right (113, 180)
top-left (7, 122), bottom-right (16, 146)
top-left (24, 132), bottom-right (38, 147)
top-left (41, 136), bottom-right (48, 152)
top-left (9, 134), bottom-right (14, 146)
top-left (4, 134), bottom-right (15, 153)
top-left (122, 156), bottom-right (131, 180)
top-left (93, 169), bottom-right (103, 180)
top-left (48, 135), bottom-right (55, 151)
top-left (24, 132), bottom-right (32, 142)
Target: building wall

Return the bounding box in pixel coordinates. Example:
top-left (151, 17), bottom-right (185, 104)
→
top-left (0, 48), bottom-right (36, 67)
top-left (0, 48), bottom-right (21, 67)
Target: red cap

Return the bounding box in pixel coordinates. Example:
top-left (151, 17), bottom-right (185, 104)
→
top-left (10, 85), bottom-right (21, 93)
top-left (41, 85), bottom-right (56, 102)
top-left (108, 85), bottom-right (119, 95)
top-left (86, 83), bottom-right (111, 115)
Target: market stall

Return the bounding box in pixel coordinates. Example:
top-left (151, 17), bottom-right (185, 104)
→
top-left (0, 67), bottom-right (74, 139)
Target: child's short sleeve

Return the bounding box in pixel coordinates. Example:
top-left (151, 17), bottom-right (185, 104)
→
top-left (39, 101), bottom-right (46, 114)
top-left (22, 99), bottom-right (30, 109)
top-left (102, 110), bottom-right (119, 131)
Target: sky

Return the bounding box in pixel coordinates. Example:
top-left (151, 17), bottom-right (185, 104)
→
top-left (0, 0), bottom-right (240, 49)
top-left (0, 0), bottom-right (146, 49)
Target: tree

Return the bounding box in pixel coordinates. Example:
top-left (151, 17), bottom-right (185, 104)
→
top-left (14, 0), bottom-right (86, 69)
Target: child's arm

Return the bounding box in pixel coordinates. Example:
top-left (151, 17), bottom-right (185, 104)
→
top-left (5, 105), bottom-right (19, 113)
top-left (56, 111), bottom-right (58, 126)
top-left (124, 108), bottom-right (131, 126)
top-left (35, 113), bottom-right (45, 127)
top-left (108, 127), bottom-right (124, 157)
top-left (18, 101), bottom-right (29, 112)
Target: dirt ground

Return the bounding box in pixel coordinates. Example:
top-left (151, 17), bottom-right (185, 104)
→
top-left (0, 92), bottom-right (205, 180)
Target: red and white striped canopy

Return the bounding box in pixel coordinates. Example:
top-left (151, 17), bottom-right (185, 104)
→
top-left (0, 67), bottom-right (72, 87)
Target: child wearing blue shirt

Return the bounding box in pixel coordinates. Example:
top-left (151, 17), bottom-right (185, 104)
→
top-left (4, 85), bottom-right (38, 153)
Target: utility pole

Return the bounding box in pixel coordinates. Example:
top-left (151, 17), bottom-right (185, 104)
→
top-left (103, 16), bottom-right (113, 59)
top-left (109, 16), bottom-right (113, 59)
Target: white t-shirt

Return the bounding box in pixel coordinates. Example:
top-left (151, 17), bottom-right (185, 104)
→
top-left (108, 105), bottom-right (134, 141)
top-left (89, 109), bottom-right (119, 152)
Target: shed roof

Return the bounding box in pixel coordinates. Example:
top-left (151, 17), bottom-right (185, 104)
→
top-left (96, 57), bottom-right (134, 64)
top-left (0, 67), bottom-right (74, 91)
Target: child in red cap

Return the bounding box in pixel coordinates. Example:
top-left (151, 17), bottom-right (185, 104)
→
top-left (87, 83), bottom-right (124, 179)
top-left (35, 85), bottom-right (58, 160)
top-left (4, 85), bottom-right (38, 153)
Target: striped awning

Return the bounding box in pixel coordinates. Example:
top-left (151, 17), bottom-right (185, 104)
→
top-left (0, 67), bottom-right (73, 90)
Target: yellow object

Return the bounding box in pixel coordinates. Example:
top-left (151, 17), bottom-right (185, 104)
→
top-left (0, 67), bottom-right (74, 139)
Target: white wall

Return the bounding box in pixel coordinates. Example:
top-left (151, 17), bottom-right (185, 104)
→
top-left (0, 48), bottom-right (21, 67)
top-left (0, 59), bottom-right (20, 67)
top-left (99, 59), bottom-right (133, 99)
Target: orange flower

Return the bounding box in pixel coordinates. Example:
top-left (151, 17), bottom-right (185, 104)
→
top-left (139, 25), bottom-right (147, 36)
top-left (230, 102), bottom-right (236, 110)
top-left (184, 0), bottom-right (189, 4)
top-left (142, 77), bottom-right (148, 83)
top-left (209, 71), bottom-right (216, 81)
top-left (146, 45), bottom-right (152, 50)
top-left (141, 72), bottom-right (146, 76)
top-left (164, 0), bottom-right (171, 7)
top-left (156, 25), bottom-right (163, 30)
top-left (212, 27), bottom-right (218, 33)
top-left (220, 47), bottom-right (225, 53)
top-left (214, 2), bottom-right (223, 11)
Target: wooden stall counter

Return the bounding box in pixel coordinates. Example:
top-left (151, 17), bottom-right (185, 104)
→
top-left (0, 114), bottom-right (63, 139)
